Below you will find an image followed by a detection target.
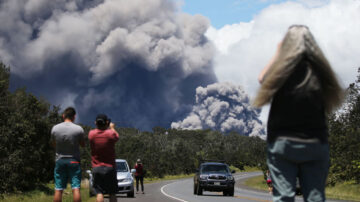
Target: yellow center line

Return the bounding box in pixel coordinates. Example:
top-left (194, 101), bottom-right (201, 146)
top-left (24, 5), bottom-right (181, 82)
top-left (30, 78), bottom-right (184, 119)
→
top-left (234, 195), bottom-right (272, 202)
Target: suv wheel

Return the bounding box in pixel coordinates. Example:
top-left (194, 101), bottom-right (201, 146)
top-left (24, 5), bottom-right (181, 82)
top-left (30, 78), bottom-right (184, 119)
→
top-left (229, 188), bottom-right (234, 196)
top-left (127, 190), bottom-right (135, 198)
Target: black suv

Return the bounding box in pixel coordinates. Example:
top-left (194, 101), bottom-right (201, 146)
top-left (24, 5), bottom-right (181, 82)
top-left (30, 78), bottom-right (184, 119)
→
top-left (194, 162), bottom-right (235, 196)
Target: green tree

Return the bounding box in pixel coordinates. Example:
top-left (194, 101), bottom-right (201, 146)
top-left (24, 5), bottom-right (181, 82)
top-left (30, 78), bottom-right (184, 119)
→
top-left (328, 67), bottom-right (360, 184)
top-left (0, 62), bottom-right (61, 194)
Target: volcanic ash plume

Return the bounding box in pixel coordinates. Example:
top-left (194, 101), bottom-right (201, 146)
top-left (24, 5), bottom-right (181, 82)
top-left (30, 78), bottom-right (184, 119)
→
top-left (171, 82), bottom-right (265, 138)
top-left (1, 0), bottom-right (217, 129)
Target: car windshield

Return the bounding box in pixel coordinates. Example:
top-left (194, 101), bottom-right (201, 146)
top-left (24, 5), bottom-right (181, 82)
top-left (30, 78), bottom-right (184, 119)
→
top-left (201, 164), bottom-right (229, 173)
top-left (116, 162), bottom-right (128, 172)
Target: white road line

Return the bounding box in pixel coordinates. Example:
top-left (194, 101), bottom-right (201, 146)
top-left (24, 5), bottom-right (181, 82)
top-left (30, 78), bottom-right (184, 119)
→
top-left (160, 182), bottom-right (189, 202)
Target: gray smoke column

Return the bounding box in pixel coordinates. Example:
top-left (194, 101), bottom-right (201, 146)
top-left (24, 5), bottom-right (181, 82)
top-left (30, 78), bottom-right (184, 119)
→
top-left (171, 82), bottom-right (265, 138)
top-left (1, 0), bottom-right (217, 129)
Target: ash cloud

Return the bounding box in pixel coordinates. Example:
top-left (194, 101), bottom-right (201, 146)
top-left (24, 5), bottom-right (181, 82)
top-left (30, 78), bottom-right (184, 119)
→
top-left (1, 0), bottom-right (217, 129)
top-left (171, 82), bottom-right (265, 138)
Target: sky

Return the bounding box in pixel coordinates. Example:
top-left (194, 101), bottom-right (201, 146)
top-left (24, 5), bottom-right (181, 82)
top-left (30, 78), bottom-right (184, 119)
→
top-left (182, 0), bottom-right (360, 122)
top-left (1, 0), bottom-right (359, 135)
top-left (182, 0), bottom-right (290, 28)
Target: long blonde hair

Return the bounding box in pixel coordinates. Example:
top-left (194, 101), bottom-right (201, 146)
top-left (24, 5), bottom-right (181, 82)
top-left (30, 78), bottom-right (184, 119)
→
top-left (253, 25), bottom-right (344, 113)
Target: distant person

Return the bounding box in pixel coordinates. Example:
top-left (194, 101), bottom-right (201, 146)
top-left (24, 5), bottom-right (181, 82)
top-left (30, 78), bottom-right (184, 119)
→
top-left (254, 25), bottom-right (343, 202)
top-left (134, 159), bottom-right (145, 194)
top-left (51, 107), bottom-right (85, 202)
top-left (88, 114), bottom-right (119, 202)
top-left (266, 170), bottom-right (273, 194)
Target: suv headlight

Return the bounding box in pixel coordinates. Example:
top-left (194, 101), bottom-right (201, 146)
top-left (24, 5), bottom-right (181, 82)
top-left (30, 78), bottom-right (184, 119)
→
top-left (227, 176), bottom-right (234, 180)
top-left (200, 175), bottom-right (208, 180)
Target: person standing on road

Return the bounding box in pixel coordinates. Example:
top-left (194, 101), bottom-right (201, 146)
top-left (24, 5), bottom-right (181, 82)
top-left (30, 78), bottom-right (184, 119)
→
top-left (89, 114), bottom-right (119, 202)
top-left (254, 25), bottom-right (343, 202)
top-left (266, 170), bottom-right (273, 194)
top-left (134, 159), bottom-right (145, 194)
top-left (51, 107), bottom-right (85, 202)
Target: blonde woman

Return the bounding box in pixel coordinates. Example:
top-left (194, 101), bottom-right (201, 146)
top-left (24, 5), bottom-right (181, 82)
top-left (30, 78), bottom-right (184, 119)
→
top-left (254, 25), bottom-right (343, 202)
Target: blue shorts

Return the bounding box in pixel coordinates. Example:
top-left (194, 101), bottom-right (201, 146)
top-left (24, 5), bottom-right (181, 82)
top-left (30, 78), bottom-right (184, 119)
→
top-left (54, 158), bottom-right (81, 190)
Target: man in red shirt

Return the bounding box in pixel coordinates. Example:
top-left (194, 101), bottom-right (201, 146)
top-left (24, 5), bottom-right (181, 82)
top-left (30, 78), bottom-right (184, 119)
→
top-left (88, 114), bottom-right (119, 202)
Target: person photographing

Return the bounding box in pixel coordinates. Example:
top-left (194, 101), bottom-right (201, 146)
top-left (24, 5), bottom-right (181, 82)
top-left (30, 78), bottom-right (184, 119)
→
top-left (88, 114), bottom-right (119, 202)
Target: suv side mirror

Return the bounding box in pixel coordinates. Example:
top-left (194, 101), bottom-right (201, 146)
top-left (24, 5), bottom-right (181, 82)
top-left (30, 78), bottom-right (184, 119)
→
top-left (131, 169), bottom-right (136, 173)
top-left (231, 170), bottom-right (236, 174)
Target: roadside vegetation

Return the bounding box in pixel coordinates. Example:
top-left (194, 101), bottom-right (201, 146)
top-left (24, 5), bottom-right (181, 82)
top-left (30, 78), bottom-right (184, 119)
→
top-left (0, 182), bottom-right (92, 202)
top-left (325, 181), bottom-right (360, 201)
top-left (244, 175), bottom-right (268, 191)
top-left (244, 175), bottom-right (360, 201)
top-left (1, 62), bottom-right (360, 201)
top-left (144, 173), bottom-right (194, 184)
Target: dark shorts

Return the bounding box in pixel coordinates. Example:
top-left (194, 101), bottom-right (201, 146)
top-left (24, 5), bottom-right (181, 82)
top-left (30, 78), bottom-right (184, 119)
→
top-left (267, 139), bottom-right (329, 201)
top-left (92, 166), bottom-right (117, 194)
top-left (54, 158), bottom-right (81, 190)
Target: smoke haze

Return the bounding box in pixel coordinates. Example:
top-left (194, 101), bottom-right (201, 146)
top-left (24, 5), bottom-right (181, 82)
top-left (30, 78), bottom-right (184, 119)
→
top-left (1, 0), bottom-right (220, 129)
top-left (171, 82), bottom-right (265, 138)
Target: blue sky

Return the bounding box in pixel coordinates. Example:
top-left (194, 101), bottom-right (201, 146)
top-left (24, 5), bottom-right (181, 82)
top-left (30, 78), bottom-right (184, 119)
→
top-left (182, 0), bottom-right (288, 28)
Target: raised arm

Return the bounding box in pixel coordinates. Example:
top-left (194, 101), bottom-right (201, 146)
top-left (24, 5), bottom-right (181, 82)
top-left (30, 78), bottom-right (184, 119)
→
top-left (258, 42), bottom-right (282, 83)
top-left (110, 122), bottom-right (119, 140)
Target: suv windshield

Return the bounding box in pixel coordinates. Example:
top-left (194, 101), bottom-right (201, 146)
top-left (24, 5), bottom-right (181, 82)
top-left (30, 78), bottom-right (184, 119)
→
top-left (201, 164), bottom-right (229, 173)
top-left (116, 162), bottom-right (128, 172)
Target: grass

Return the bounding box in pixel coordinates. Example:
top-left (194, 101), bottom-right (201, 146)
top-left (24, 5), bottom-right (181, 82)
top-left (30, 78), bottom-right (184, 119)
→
top-left (326, 181), bottom-right (360, 201)
top-left (244, 175), bottom-right (360, 201)
top-left (0, 182), bottom-right (93, 202)
top-left (144, 173), bottom-right (194, 183)
top-left (241, 166), bottom-right (262, 172)
top-left (244, 175), bottom-right (268, 191)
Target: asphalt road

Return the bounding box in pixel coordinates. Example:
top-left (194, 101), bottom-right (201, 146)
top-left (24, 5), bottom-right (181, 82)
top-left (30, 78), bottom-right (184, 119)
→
top-left (104, 180), bottom-right (179, 202)
top-left (105, 172), bottom-right (344, 202)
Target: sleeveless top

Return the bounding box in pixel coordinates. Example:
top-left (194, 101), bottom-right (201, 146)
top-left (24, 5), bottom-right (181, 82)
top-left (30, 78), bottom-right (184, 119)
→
top-left (267, 60), bottom-right (328, 143)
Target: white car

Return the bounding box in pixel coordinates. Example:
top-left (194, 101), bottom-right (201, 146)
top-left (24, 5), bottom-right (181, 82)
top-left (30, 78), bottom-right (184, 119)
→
top-left (87, 159), bottom-right (136, 197)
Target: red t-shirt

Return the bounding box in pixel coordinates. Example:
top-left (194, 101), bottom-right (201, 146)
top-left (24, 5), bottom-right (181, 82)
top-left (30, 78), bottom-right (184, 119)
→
top-left (88, 129), bottom-right (119, 168)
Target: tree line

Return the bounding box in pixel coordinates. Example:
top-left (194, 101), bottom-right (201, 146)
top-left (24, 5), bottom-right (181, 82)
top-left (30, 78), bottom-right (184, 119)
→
top-left (81, 127), bottom-right (267, 178)
top-left (1, 62), bottom-right (359, 194)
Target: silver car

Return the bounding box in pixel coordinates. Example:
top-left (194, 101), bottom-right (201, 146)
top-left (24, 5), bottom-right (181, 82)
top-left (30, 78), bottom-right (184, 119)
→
top-left (87, 159), bottom-right (136, 197)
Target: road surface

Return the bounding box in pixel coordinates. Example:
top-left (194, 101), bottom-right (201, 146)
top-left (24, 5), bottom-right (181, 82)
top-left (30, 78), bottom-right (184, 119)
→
top-left (105, 172), bottom-right (343, 202)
